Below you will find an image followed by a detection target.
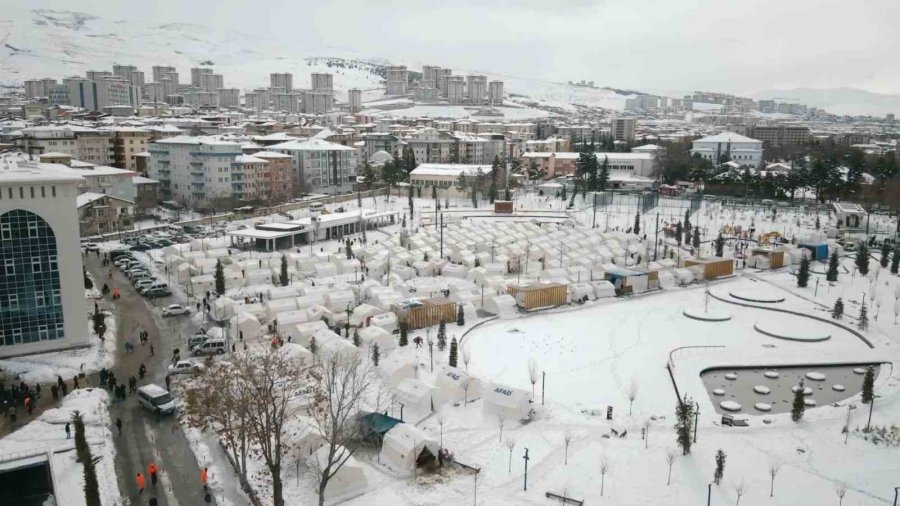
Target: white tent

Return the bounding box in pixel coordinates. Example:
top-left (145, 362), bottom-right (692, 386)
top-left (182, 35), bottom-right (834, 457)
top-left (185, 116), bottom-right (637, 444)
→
top-left (230, 312), bottom-right (263, 341)
top-left (276, 342), bottom-right (314, 368)
top-left (212, 297), bottom-right (236, 320)
top-left (308, 445), bottom-right (368, 502)
top-left (393, 378), bottom-right (435, 415)
top-left (569, 283), bottom-right (594, 302)
top-left (288, 321), bottom-right (329, 347)
top-left (433, 365), bottom-right (481, 406)
top-left (592, 280), bottom-right (617, 298)
top-left (306, 328), bottom-right (341, 352)
top-left (349, 304), bottom-right (384, 327)
top-left (378, 423), bottom-right (440, 476)
top-left (483, 383), bottom-right (532, 421)
top-left (325, 290), bottom-right (356, 313)
top-left (378, 355), bottom-right (417, 387)
top-left (369, 312), bottom-right (399, 334)
top-left (317, 332), bottom-right (360, 360)
top-left (483, 294), bottom-right (517, 318)
top-left (265, 298), bottom-right (298, 321)
top-left (358, 326), bottom-right (397, 353)
top-left (285, 416), bottom-right (324, 458)
top-left (273, 309), bottom-right (309, 327)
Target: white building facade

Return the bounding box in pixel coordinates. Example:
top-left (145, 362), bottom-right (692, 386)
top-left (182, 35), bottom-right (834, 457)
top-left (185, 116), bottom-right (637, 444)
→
top-left (691, 132), bottom-right (763, 168)
top-left (269, 139), bottom-right (358, 193)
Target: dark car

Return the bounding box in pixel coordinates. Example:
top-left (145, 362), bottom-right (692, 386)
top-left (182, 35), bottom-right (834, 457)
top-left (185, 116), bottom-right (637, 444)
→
top-left (130, 244), bottom-right (152, 252)
top-left (143, 287), bottom-right (173, 298)
top-left (109, 249), bottom-right (132, 261)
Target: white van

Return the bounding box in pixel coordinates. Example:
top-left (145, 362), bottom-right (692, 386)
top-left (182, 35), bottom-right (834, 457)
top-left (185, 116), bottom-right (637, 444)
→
top-left (140, 281), bottom-right (169, 294)
top-left (309, 202), bottom-right (325, 214)
top-left (137, 384), bottom-right (176, 415)
top-left (191, 337), bottom-right (227, 356)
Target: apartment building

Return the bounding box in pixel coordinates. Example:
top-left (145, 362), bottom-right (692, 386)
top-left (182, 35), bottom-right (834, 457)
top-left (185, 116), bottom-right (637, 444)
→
top-left (106, 128), bottom-right (152, 171)
top-left (348, 89), bottom-right (362, 114)
top-left (191, 67), bottom-right (214, 87)
top-left (610, 118), bottom-right (636, 142)
top-left (466, 75), bottom-right (487, 103)
top-left (269, 138), bottom-right (358, 193)
top-left (488, 81), bottom-right (504, 105)
top-left (385, 66), bottom-right (409, 96)
top-left (691, 132), bottom-right (763, 167)
top-left (244, 92), bottom-right (264, 111)
top-left (409, 163), bottom-right (493, 198)
top-left (521, 151), bottom-right (655, 179)
top-left (129, 71), bottom-right (145, 87)
top-left (0, 159), bottom-right (88, 357)
top-left (64, 77), bottom-right (142, 112)
top-left (301, 91), bottom-right (333, 114)
top-left (76, 192), bottom-right (134, 236)
top-left (147, 136), bottom-right (244, 207)
top-left (184, 91), bottom-right (219, 108)
top-left (747, 125), bottom-right (810, 146)
top-left (447, 77), bottom-right (465, 104)
top-left (272, 93), bottom-right (301, 113)
top-left (24, 79), bottom-right (58, 99)
top-left (254, 151), bottom-right (294, 201)
top-left (311, 73), bottom-right (334, 91)
top-left (18, 126), bottom-right (78, 157)
top-left (218, 88), bottom-right (240, 108)
top-left (70, 128), bottom-right (115, 166)
top-left (200, 73), bottom-right (224, 93)
top-left (152, 66), bottom-right (176, 82)
top-left (270, 73), bottom-right (293, 93)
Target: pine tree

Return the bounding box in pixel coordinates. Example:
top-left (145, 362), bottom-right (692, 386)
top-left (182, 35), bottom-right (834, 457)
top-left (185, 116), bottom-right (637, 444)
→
top-left (815, 215), bottom-right (820, 230)
top-left (675, 395), bottom-right (694, 455)
top-left (309, 336), bottom-right (318, 356)
top-left (560, 184), bottom-right (567, 201)
top-left (408, 185), bottom-right (414, 225)
top-left (279, 255), bottom-right (289, 286)
top-left (858, 299), bottom-right (869, 331)
top-left (832, 297), bottom-right (844, 320)
top-left (713, 449), bottom-right (726, 485)
top-left (715, 233), bottom-right (724, 257)
top-left (826, 251), bottom-right (840, 281)
top-left (352, 328), bottom-right (360, 347)
top-left (345, 239), bottom-right (353, 260)
top-left (371, 343), bottom-right (380, 366)
top-left (675, 221), bottom-right (683, 246)
top-left (797, 257), bottom-right (810, 288)
top-left (856, 242), bottom-right (869, 275)
top-left (633, 212), bottom-right (641, 235)
top-left (881, 242), bottom-right (891, 268)
top-left (791, 380), bottom-right (806, 422)
top-left (399, 321), bottom-right (408, 347)
top-left (448, 337), bottom-right (459, 367)
top-left (892, 246), bottom-right (900, 275)
top-left (692, 227), bottom-right (701, 250)
top-left (683, 209), bottom-right (692, 237)
top-left (437, 320), bottom-right (447, 351)
top-left (214, 259), bottom-right (225, 295)
top-left (861, 366), bottom-right (875, 404)
top-left (457, 304), bottom-right (465, 326)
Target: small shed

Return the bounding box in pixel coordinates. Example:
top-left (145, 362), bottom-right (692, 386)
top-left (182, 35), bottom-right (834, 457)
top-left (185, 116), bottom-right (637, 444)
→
top-left (507, 283), bottom-right (568, 310)
top-left (799, 242), bottom-right (829, 261)
top-left (391, 298), bottom-right (457, 330)
top-left (750, 247), bottom-right (786, 269)
top-left (568, 282), bottom-right (595, 302)
top-left (683, 257), bottom-right (734, 280)
top-left (379, 424), bottom-right (441, 476)
top-left (604, 267), bottom-right (657, 295)
top-left (483, 383), bottom-right (532, 421)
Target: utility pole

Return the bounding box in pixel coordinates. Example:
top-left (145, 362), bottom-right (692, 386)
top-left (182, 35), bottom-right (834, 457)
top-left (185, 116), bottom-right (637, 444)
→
top-left (707, 483), bottom-right (712, 506)
top-left (693, 401), bottom-right (700, 443)
top-left (541, 371), bottom-right (546, 405)
top-left (654, 213), bottom-right (660, 260)
top-left (440, 212), bottom-right (444, 259)
top-left (867, 395), bottom-right (878, 432)
top-left (592, 193), bottom-right (598, 228)
top-left (523, 448), bottom-right (530, 491)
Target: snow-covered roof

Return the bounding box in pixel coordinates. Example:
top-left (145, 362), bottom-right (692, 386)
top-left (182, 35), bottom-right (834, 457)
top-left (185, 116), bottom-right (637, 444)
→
top-left (154, 135), bottom-right (242, 146)
top-left (133, 176), bottom-right (159, 184)
top-left (410, 163), bottom-right (493, 177)
top-left (694, 132), bottom-right (761, 144)
top-left (522, 152), bottom-right (654, 161)
top-left (234, 154), bottom-right (267, 164)
top-left (0, 159), bottom-right (84, 185)
top-left (268, 138), bottom-right (356, 152)
top-left (76, 192), bottom-right (133, 208)
top-left (253, 151), bottom-right (293, 159)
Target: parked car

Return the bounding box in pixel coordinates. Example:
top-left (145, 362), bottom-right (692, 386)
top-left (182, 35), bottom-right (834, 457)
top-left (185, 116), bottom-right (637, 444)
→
top-left (84, 243), bottom-right (100, 252)
top-left (130, 244), bottom-right (152, 252)
top-left (161, 304), bottom-right (190, 317)
top-left (167, 360), bottom-right (204, 375)
top-left (143, 287), bottom-right (172, 298)
top-left (191, 338), bottom-right (227, 356)
top-left (134, 279), bottom-right (156, 291)
top-left (137, 384), bottom-right (176, 415)
top-left (109, 249), bottom-right (131, 260)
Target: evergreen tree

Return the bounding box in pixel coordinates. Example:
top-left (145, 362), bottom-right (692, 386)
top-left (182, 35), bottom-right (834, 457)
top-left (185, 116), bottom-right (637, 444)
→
top-left (856, 242), bottom-right (869, 275)
top-left (471, 184), bottom-right (478, 208)
top-left (560, 184), bottom-right (567, 202)
top-left (861, 366), bottom-right (875, 404)
top-left (831, 297), bottom-right (844, 320)
top-left (858, 299), bottom-right (869, 331)
top-left (598, 156), bottom-right (609, 190)
top-left (214, 259), bottom-right (225, 295)
top-left (279, 255), bottom-right (289, 286)
top-left (399, 321), bottom-right (408, 347)
top-left (683, 210), bottom-right (692, 237)
top-left (527, 159), bottom-right (545, 182)
top-left (408, 185), bottom-right (414, 225)
top-left (371, 343), bottom-right (380, 366)
top-left (448, 337), bottom-right (459, 367)
top-left (826, 251), bottom-right (840, 281)
top-left (489, 182), bottom-right (497, 204)
top-left (437, 320), bottom-right (447, 351)
top-left (792, 380), bottom-right (806, 422)
top-left (715, 233), bottom-right (724, 257)
top-left (675, 221), bottom-right (683, 246)
top-left (457, 304), bottom-right (465, 326)
top-left (633, 212), bottom-right (641, 235)
top-left (308, 336), bottom-right (317, 356)
top-left (352, 328), bottom-right (360, 347)
top-left (815, 215), bottom-right (820, 230)
top-left (345, 239), bottom-right (353, 260)
top-left (893, 246), bottom-right (900, 275)
top-left (881, 242), bottom-right (891, 268)
top-left (675, 395), bottom-right (694, 455)
top-left (797, 257), bottom-right (810, 288)
top-left (692, 227), bottom-right (701, 250)
top-left (714, 449), bottom-right (726, 485)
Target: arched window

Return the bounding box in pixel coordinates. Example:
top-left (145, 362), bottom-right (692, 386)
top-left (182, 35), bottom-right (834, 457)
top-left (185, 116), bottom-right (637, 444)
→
top-left (0, 210), bottom-right (64, 346)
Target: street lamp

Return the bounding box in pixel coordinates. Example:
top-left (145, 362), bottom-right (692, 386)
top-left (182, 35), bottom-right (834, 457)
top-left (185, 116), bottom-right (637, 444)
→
top-left (693, 401), bottom-right (700, 443)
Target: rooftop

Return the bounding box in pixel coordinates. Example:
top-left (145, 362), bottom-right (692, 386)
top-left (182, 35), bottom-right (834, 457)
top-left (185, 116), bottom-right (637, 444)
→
top-left (411, 163), bottom-right (493, 177)
top-left (0, 156), bottom-right (84, 185)
top-left (268, 138), bottom-right (356, 152)
top-left (694, 132), bottom-right (761, 144)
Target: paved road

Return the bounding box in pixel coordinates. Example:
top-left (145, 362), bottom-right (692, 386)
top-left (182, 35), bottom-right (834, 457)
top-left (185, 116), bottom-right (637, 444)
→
top-left (85, 255), bottom-right (214, 506)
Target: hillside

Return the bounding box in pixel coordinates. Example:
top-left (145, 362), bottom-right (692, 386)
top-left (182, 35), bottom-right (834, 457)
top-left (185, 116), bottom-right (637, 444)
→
top-left (753, 87), bottom-right (900, 117)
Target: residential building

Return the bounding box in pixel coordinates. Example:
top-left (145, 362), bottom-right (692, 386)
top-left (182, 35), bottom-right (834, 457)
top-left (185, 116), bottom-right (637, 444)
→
top-left (521, 151), bottom-right (655, 179)
top-left (385, 66), bottom-right (409, 96)
top-left (133, 176), bottom-right (159, 210)
top-left (244, 92), bottom-right (264, 111)
top-left (691, 132), bottom-right (763, 167)
top-left (348, 89), bottom-right (362, 114)
top-left (269, 138), bottom-right (358, 193)
top-left (362, 133), bottom-right (404, 160)
top-left (311, 73), bottom-right (333, 91)
top-left (147, 136), bottom-right (244, 207)
top-left (86, 70), bottom-right (111, 82)
top-left (489, 81), bottom-right (504, 105)
top-left (254, 151), bottom-right (294, 201)
top-left (301, 91), bottom-right (333, 114)
top-left (414, 84), bottom-right (438, 102)
top-left (272, 93), bottom-right (301, 113)
top-left (624, 95), bottom-right (659, 111)
top-left (453, 133), bottom-right (488, 163)
top-left (151, 66), bottom-right (176, 82)
top-left (129, 71), bottom-right (145, 87)
top-left (405, 128), bottom-right (457, 164)
top-left (64, 77), bottom-right (142, 112)
top-left (160, 77), bottom-right (176, 97)
top-left (610, 118), bottom-right (636, 142)
top-left (409, 163), bottom-right (492, 198)
top-left (71, 128), bottom-right (115, 166)
top-left (466, 75), bottom-right (487, 103)
top-left (191, 67), bottom-right (214, 87)
top-left (422, 66), bottom-right (441, 85)
top-left (436, 68), bottom-right (452, 98)
top-left (270, 73), bottom-right (293, 93)
top-left (18, 126), bottom-right (77, 157)
top-left (24, 79), bottom-right (57, 99)
top-left (200, 74), bottom-right (224, 93)
top-left (112, 65), bottom-right (136, 79)
top-left (47, 85), bottom-right (70, 106)
top-left (0, 159), bottom-right (88, 357)
top-left (758, 100), bottom-right (776, 113)
top-left (218, 88), bottom-right (240, 108)
top-left (447, 77), bottom-right (465, 104)
top-left (163, 71), bottom-right (179, 89)
top-left (76, 192), bottom-right (134, 236)
top-left (184, 91), bottom-right (219, 108)
top-left (748, 125), bottom-right (810, 146)
top-left (144, 82), bottom-right (167, 103)
top-left (107, 128), bottom-right (152, 171)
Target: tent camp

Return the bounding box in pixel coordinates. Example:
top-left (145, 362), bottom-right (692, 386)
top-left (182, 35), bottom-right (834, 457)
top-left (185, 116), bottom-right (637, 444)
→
top-left (483, 294), bottom-right (517, 318)
top-left (287, 320), bottom-right (329, 347)
top-left (308, 445), bottom-right (368, 502)
top-left (212, 297), bottom-right (236, 320)
top-left (349, 303), bottom-right (385, 327)
top-left (369, 312), bottom-right (399, 334)
top-left (230, 312), bottom-right (262, 341)
top-left (276, 342), bottom-right (314, 368)
top-left (483, 383), bottom-right (532, 421)
top-left (378, 423), bottom-right (440, 476)
top-left (433, 365), bottom-right (481, 406)
top-left (378, 355), bottom-right (416, 387)
top-left (358, 325), bottom-right (397, 353)
top-left (393, 378), bottom-right (435, 417)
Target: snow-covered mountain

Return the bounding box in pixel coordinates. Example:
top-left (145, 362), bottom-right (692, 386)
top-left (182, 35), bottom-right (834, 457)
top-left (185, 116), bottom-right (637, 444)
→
top-left (0, 7), bottom-right (633, 111)
top-left (752, 87), bottom-right (900, 117)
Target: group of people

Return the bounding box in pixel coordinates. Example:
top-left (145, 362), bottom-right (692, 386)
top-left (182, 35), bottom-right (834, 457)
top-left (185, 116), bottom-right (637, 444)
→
top-left (0, 375), bottom-right (81, 427)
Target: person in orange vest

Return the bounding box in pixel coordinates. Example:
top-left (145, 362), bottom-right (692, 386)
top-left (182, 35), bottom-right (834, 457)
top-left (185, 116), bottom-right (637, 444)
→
top-left (147, 463), bottom-right (158, 485)
top-left (136, 472), bottom-right (145, 494)
top-left (200, 467), bottom-right (209, 489)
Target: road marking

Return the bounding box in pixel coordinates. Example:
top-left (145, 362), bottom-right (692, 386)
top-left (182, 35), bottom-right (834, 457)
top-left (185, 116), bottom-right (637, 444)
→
top-left (143, 418), bottom-right (181, 506)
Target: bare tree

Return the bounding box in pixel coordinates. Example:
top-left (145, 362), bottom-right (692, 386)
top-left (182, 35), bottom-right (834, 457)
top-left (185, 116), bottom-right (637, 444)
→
top-left (769, 460), bottom-right (781, 497)
top-left (528, 358), bottom-right (539, 399)
top-left (625, 377), bottom-right (639, 416)
top-left (665, 451), bottom-right (675, 486)
top-left (643, 420), bottom-right (651, 449)
top-left (835, 483), bottom-right (847, 506)
top-left (505, 438), bottom-right (516, 472)
top-left (497, 413), bottom-right (506, 442)
top-left (600, 456), bottom-right (610, 496)
top-left (309, 351), bottom-right (389, 506)
top-left (462, 345), bottom-right (472, 372)
top-left (733, 477), bottom-right (746, 506)
top-left (564, 431), bottom-right (572, 465)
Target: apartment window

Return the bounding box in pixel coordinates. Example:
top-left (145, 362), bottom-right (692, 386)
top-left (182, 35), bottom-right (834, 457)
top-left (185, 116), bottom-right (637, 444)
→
top-left (7, 294), bottom-right (17, 310)
top-left (41, 186), bottom-right (46, 197)
top-left (38, 325), bottom-right (49, 341)
top-left (32, 257), bottom-right (42, 273)
top-left (30, 187), bottom-right (35, 198)
top-left (35, 291), bottom-right (45, 307)
top-left (51, 186), bottom-right (56, 197)
top-left (52, 289), bottom-right (61, 306)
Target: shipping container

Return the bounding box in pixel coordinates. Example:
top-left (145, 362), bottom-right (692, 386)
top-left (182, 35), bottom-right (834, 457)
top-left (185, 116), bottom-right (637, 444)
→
top-left (750, 247), bottom-right (785, 269)
top-left (683, 258), bottom-right (735, 280)
top-left (799, 242), bottom-right (828, 261)
top-left (507, 283), bottom-right (568, 310)
top-left (390, 298), bottom-right (457, 330)
top-left (494, 201), bottom-right (513, 214)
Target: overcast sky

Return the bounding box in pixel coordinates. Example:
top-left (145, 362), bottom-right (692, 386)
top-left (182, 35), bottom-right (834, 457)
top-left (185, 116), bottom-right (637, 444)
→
top-left (27, 0), bottom-right (900, 95)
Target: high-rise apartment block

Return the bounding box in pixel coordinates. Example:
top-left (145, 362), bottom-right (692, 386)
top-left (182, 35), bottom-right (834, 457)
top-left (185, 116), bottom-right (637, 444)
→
top-left (270, 73), bottom-right (293, 94)
top-left (466, 75), bottom-right (487, 103)
top-left (218, 88), bottom-right (240, 108)
top-left (447, 76), bottom-right (465, 104)
top-left (272, 93), bottom-right (301, 113)
top-left (86, 70), bottom-right (111, 82)
top-left (385, 66), bottom-right (409, 96)
top-left (244, 92), bottom-right (263, 111)
top-left (610, 118), bottom-right (636, 142)
top-left (311, 73), bottom-right (333, 91)
top-left (301, 91), bottom-right (333, 114)
top-left (112, 65), bottom-right (137, 79)
top-left (128, 71), bottom-right (145, 87)
top-left (65, 77), bottom-right (142, 112)
top-left (488, 81), bottom-right (504, 105)
top-left (200, 73), bottom-right (223, 93)
top-left (191, 67), bottom-right (214, 87)
top-left (24, 79), bottom-right (58, 99)
top-left (348, 89), bottom-right (362, 114)
top-left (152, 66), bottom-right (176, 82)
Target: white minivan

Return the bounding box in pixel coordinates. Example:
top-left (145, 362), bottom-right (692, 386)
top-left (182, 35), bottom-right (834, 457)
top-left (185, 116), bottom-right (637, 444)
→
top-left (191, 337), bottom-right (227, 356)
top-left (137, 384), bottom-right (176, 415)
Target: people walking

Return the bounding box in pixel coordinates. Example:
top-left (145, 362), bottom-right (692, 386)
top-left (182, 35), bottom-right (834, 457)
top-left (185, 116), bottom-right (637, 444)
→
top-left (139, 363), bottom-right (147, 379)
top-left (72, 375), bottom-right (79, 389)
top-left (148, 463), bottom-right (158, 485)
top-left (65, 422), bottom-right (70, 439)
top-left (136, 472), bottom-right (145, 494)
top-left (51, 384), bottom-right (59, 401)
top-left (164, 375), bottom-right (171, 391)
top-left (200, 467), bottom-right (209, 489)
top-left (116, 417), bottom-right (122, 436)
top-left (150, 343), bottom-right (155, 356)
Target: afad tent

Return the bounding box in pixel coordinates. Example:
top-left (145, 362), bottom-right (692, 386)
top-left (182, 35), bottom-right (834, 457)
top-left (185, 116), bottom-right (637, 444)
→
top-left (377, 355), bottom-right (417, 387)
top-left (308, 444), bottom-right (368, 503)
top-left (393, 378), bottom-right (435, 418)
top-left (276, 342), bottom-right (314, 368)
top-left (358, 325), bottom-right (397, 353)
top-left (230, 312), bottom-right (263, 341)
top-left (433, 365), bottom-right (481, 406)
top-left (378, 423), bottom-right (440, 477)
top-left (482, 383), bottom-right (532, 421)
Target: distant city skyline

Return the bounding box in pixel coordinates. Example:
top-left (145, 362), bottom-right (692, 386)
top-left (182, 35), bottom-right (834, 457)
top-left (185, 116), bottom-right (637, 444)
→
top-left (21, 0), bottom-right (900, 96)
